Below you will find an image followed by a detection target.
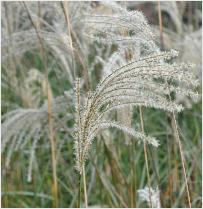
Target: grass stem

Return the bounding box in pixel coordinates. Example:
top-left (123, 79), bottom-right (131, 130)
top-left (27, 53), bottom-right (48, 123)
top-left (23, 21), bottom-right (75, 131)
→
top-left (22, 2), bottom-right (59, 207)
top-left (157, 1), bottom-right (192, 206)
top-left (82, 164), bottom-right (88, 208)
top-left (139, 106), bottom-right (153, 208)
top-left (77, 173), bottom-right (81, 208)
top-left (168, 87), bottom-right (192, 207)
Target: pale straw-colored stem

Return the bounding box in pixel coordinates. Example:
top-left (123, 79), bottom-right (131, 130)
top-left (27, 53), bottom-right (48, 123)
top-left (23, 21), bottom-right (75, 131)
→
top-left (22, 2), bottom-right (58, 207)
top-left (167, 87), bottom-right (192, 208)
top-left (139, 106), bottom-right (153, 208)
top-left (157, 1), bottom-right (192, 206)
top-left (61, 1), bottom-right (75, 79)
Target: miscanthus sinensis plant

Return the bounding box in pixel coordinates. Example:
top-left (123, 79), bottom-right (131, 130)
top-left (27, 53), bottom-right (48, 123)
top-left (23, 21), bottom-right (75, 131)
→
top-left (73, 2), bottom-right (199, 176)
top-left (1, 1), bottom-right (200, 207)
top-left (74, 49), bottom-right (199, 173)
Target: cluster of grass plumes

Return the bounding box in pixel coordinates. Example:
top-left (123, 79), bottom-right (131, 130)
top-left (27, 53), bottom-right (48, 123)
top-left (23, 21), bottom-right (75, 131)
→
top-left (1, 1), bottom-right (201, 208)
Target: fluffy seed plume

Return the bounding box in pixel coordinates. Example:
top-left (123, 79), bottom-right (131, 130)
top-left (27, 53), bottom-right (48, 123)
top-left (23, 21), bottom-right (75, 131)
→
top-left (74, 49), bottom-right (198, 173)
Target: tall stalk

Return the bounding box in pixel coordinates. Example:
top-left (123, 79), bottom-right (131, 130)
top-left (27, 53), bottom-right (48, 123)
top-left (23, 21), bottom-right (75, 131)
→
top-left (22, 2), bottom-right (59, 207)
top-left (123, 31), bottom-right (153, 207)
top-left (61, 3), bottom-right (86, 207)
top-left (60, 1), bottom-right (75, 79)
top-left (157, 1), bottom-right (191, 207)
top-left (124, 49), bottom-right (136, 208)
top-left (168, 87), bottom-right (192, 208)
top-left (130, 139), bottom-right (136, 208)
top-left (139, 107), bottom-right (152, 208)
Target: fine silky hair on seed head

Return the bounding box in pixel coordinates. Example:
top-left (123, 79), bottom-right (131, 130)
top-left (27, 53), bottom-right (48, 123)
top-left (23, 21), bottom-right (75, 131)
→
top-left (74, 48), bottom-right (198, 173)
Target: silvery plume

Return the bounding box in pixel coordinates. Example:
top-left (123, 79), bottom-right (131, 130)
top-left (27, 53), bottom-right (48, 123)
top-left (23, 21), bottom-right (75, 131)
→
top-left (74, 48), bottom-right (199, 173)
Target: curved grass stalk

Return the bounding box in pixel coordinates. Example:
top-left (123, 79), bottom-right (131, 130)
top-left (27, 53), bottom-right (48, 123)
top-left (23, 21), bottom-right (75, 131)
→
top-left (60, 1), bottom-right (75, 79)
top-left (157, 1), bottom-right (191, 207)
top-left (22, 2), bottom-right (58, 207)
top-left (168, 86), bottom-right (192, 208)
